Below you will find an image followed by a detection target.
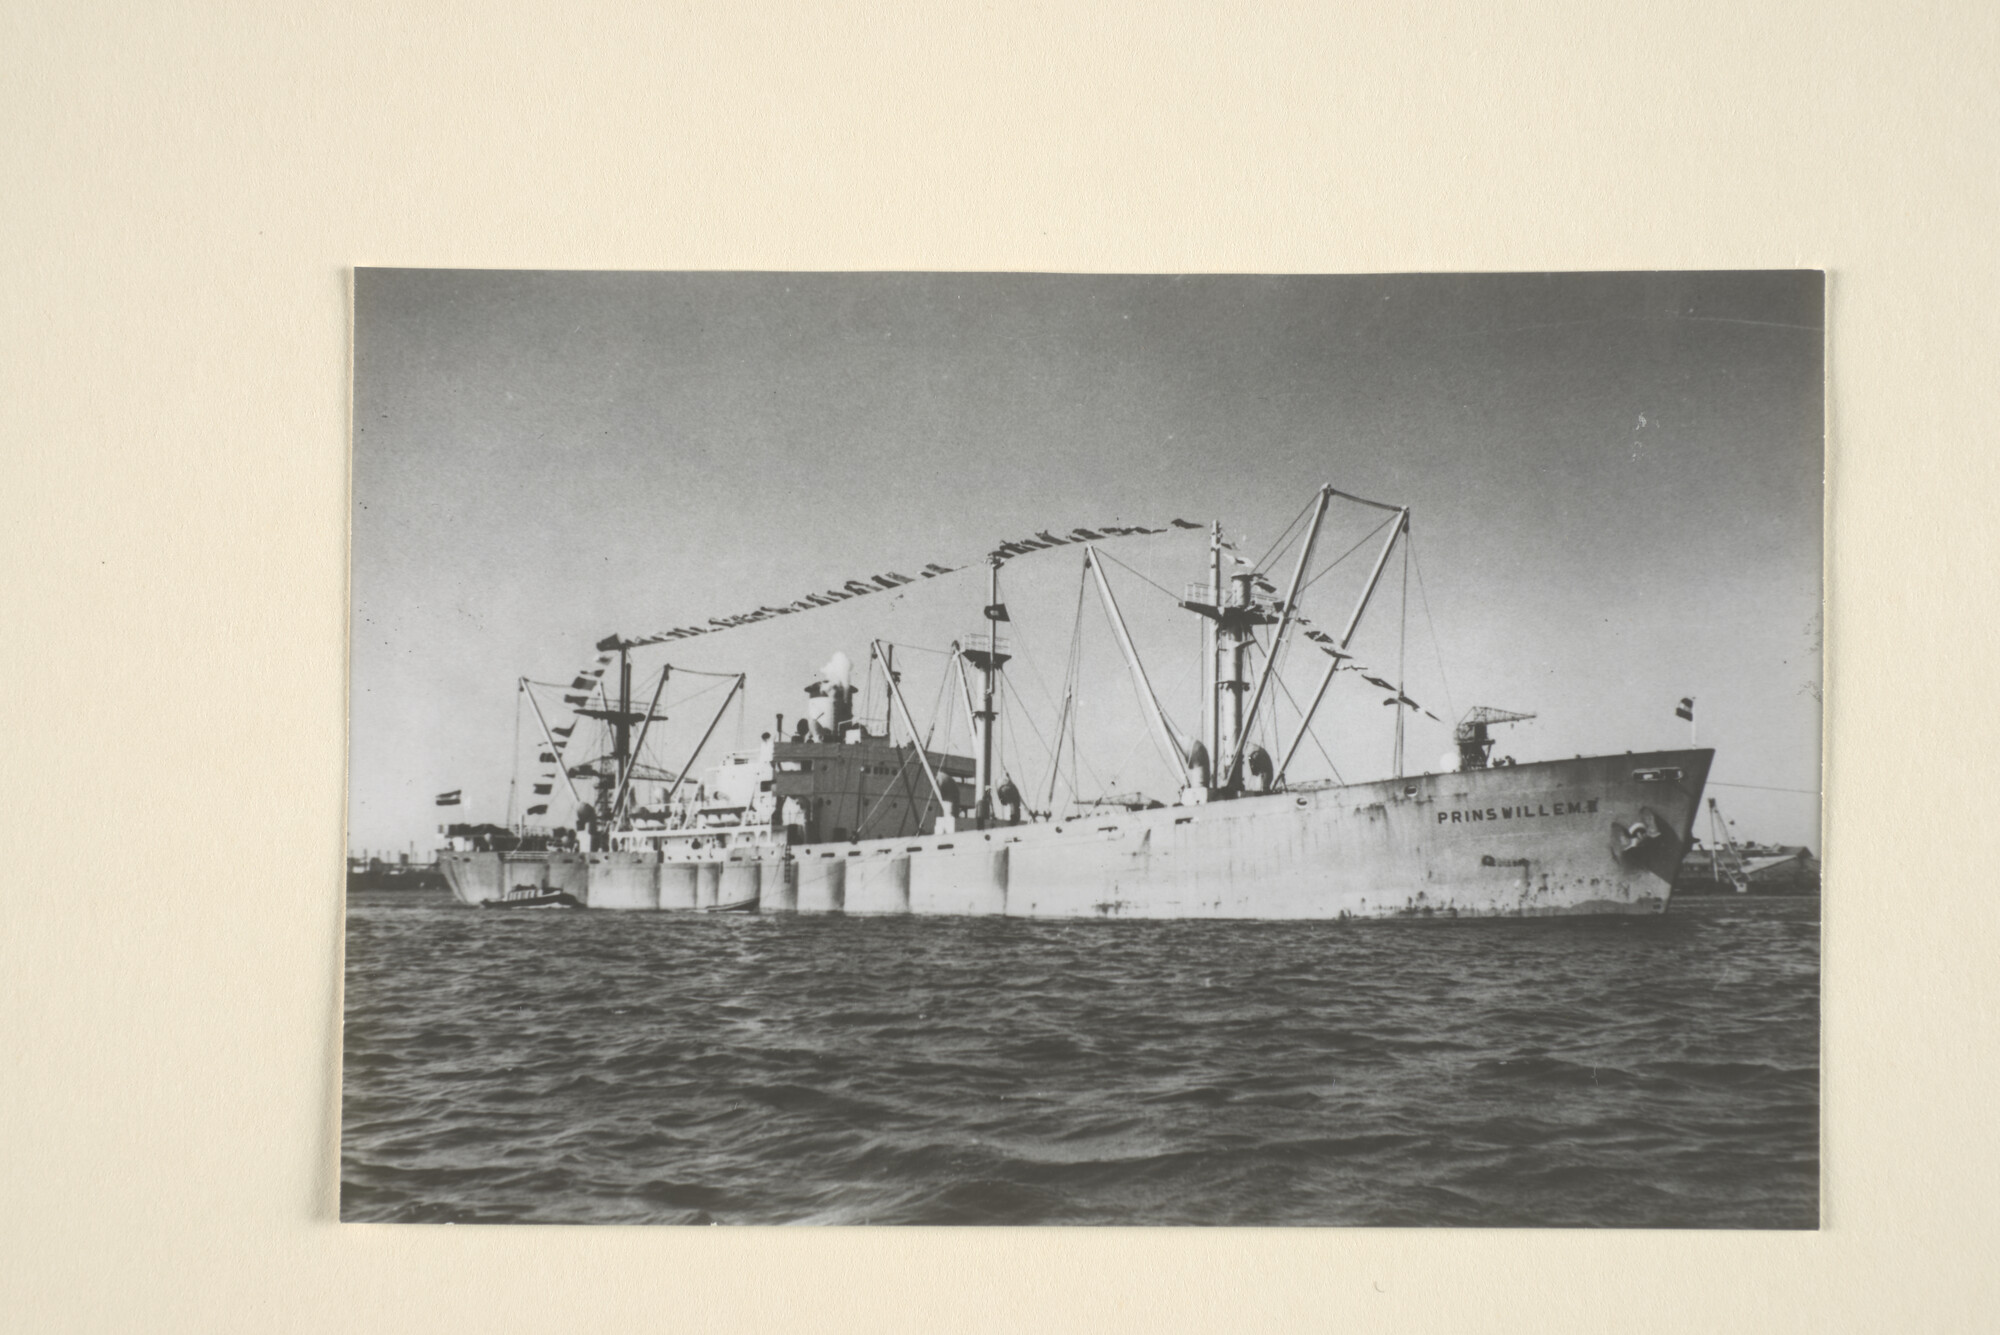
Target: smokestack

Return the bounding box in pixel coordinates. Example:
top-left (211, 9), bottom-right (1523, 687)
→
top-left (821, 651), bottom-right (853, 693)
top-left (822, 651), bottom-right (855, 727)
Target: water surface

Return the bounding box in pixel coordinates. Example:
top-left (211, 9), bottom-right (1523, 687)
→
top-left (341, 890), bottom-right (1818, 1226)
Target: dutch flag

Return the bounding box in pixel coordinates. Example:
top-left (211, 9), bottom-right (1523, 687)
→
top-left (1675, 697), bottom-right (1695, 722)
top-left (434, 789), bottom-right (462, 806)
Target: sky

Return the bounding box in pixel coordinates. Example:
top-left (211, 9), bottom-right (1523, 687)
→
top-left (349, 271), bottom-right (1823, 856)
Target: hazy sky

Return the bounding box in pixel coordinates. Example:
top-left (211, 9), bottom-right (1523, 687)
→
top-left (350, 271), bottom-right (1822, 854)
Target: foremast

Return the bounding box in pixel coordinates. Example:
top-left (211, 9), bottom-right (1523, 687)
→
top-left (962, 555), bottom-right (1009, 828)
top-left (568, 637), bottom-right (675, 844)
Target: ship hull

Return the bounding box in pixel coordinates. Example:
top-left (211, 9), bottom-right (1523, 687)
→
top-left (437, 849), bottom-right (588, 907)
top-left (438, 750), bottom-right (1710, 920)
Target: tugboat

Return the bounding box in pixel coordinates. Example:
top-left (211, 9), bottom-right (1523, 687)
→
top-left (479, 884), bottom-right (584, 910)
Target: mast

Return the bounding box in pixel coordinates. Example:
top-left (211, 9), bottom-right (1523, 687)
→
top-left (1178, 532), bottom-right (1274, 792)
top-left (960, 557), bottom-right (1008, 828)
top-left (608, 662), bottom-right (670, 824)
top-left (979, 558), bottom-right (997, 826)
top-left (605, 647), bottom-right (632, 816)
top-left (1219, 574), bottom-right (1252, 782)
top-left (1205, 521), bottom-right (1221, 772)
top-left (576, 638), bottom-right (670, 820)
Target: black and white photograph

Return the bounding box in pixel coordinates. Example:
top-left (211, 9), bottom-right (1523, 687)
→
top-left (343, 270), bottom-right (1822, 1227)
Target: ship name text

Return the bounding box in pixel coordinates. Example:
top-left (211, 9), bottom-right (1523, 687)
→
top-left (1438, 799), bottom-right (1598, 824)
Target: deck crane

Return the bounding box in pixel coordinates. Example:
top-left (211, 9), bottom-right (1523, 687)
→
top-left (1454, 706), bottom-right (1537, 770)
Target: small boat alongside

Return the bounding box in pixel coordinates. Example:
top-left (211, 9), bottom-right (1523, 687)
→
top-left (479, 885), bottom-right (585, 910)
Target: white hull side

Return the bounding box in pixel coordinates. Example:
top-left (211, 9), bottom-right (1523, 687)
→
top-left (438, 750), bottom-right (1709, 920)
top-left (818, 749), bottom-right (1707, 919)
top-left (437, 850), bottom-right (589, 906)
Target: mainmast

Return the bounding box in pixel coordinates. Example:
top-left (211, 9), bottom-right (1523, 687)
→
top-left (603, 646), bottom-right (632, 817)
top-left (1177, 487), bottom-right (1415, 795)
top-left (615, 648), bottom-right (632, 786)
top-left (1218, 574), bottom-right (1257, 786)
top-left (1179, 549), bottom-right (1274, 793)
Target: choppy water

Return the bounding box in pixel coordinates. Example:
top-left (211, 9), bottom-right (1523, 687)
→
top-left (340, 890), bottom-right (1818, 1227)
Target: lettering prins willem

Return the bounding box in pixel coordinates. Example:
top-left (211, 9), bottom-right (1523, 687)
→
top-left (1438, 799), bottom-right (1600, 825)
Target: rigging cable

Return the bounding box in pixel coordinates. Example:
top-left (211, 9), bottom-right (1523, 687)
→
top-left (1098, 724), bottom-right (1160, 802)
top-left (1091, 555), bottom-right (1200, 791)
top-left (1395, 531), bottom-right (1410, 777)
top-left (1251, 492), bottom-right (1320, 574)
top-left (873, 640), bottom-right (955, 657)
top-left (1269, 668), bottom-right (1343, 784)
top-left (1044, 569), bottom-right (1089, 813)
top-left (1050, 560), bottom-right (1114, 811)
top-left (1092, 547), bottom-right (1182, 602)
top-left (919, 656), bottom-right (952, 753)
top-left (639, 672), bottom-right (737, 789)
top-left (1298, 513), bottom-right (1398, 598)
top-left (1407, 531), bottom-right (1458, 724)
top-left (997, 682), bottom-right (1032, 814)
top-left (1243, 619), bottom-right (1300, 766)
top-left (999, 672), bottom-right (1058, 789)
top-left (855, 729), bottom-right (939, 837)
top-left (993, 584), bottom-right (1069, 732)
top-left (507, 680), bottom-right (523, 826)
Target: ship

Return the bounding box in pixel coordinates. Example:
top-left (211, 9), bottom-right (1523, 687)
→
top-left (438, 486), bottom-right (1712, 919)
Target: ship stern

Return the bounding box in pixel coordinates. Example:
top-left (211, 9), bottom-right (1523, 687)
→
top-left (437, 850), bottom-right (501, 905)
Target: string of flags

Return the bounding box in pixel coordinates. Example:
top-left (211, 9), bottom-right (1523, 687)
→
top-left (616, 518), bottom-right (1205, 650)
top-left (1242, 570), bottom-right (1440, 722)
top-left (525, 650), bottom-right (618, 817)
top-left (499, 521), bottom-right (1207, 823)
top-left (487, 518), bottom-right (1446, 824)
